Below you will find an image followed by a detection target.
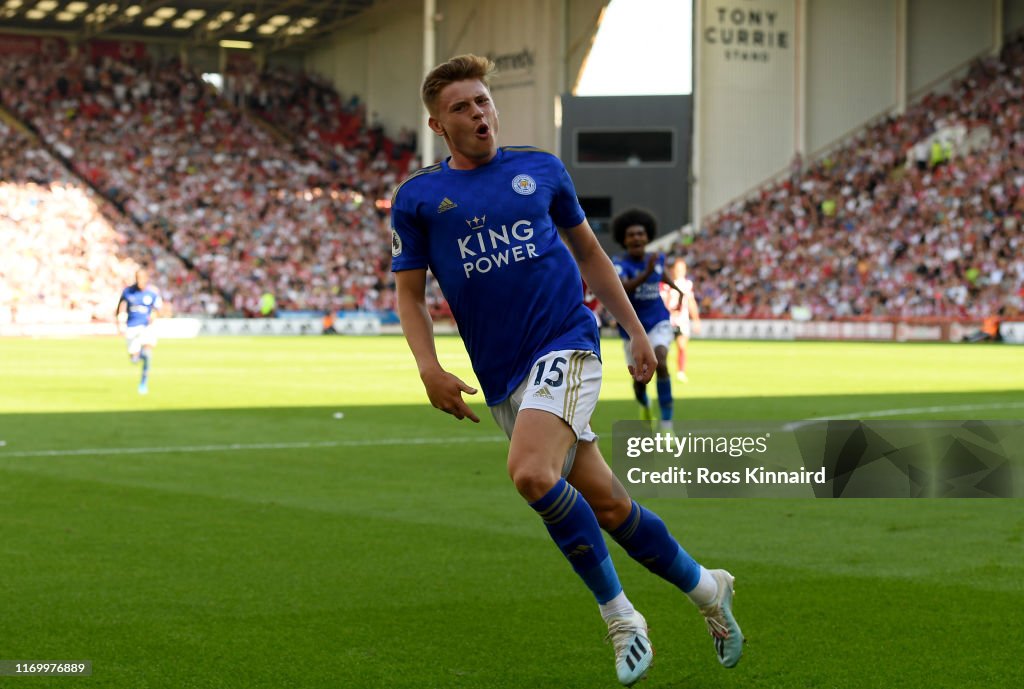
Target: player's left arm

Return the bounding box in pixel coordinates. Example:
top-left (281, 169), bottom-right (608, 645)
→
top-left (687, 290), bottom-right (701, 334)
top-left (660, 267), bottom-right (686, 296)
top-left (562, 221), bottom-right (655, 383)
top-left (149, 293), bottom-right (164, 324)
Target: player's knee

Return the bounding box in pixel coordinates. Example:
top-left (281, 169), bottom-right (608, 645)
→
top-left (508, 459), bottom-right (560, 502)
top-left (655, 347), bottom-right (669, 369)
top-left (592, 497), bottom-right (633, 531)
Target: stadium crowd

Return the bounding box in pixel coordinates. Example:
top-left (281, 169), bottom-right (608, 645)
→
top-left (0, 120), bottom-right (220, 323)
top-left (680, 40), bottom-right (1024, 320)
top-left (225, 62), bottom-right (417, 188)
top-left (0, 52), bottom-right (408, 317)
top-left (3, 39), bottom-right (1022, 324)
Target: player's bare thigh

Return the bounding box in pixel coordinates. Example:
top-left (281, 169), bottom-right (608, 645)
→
top-left (507, 408), bottom-right (577, 502)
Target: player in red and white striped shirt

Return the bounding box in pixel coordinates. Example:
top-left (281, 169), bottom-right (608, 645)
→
top-left (660, 259), bottom-right (701, 382)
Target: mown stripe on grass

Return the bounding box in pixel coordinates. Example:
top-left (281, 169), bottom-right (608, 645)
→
top-left (0, 435), bottom-right (508, 459)
top-left (781, 401), bottom-right (1024, 430)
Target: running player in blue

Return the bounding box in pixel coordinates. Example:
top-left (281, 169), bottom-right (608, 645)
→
top-left (612, 209), bottom-right (687, 432)
top-left (116, 268), bottom-right (163, 394)
top-left (391, 55), bottom-right (743, 686)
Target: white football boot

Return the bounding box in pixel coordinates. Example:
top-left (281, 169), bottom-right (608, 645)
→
top-left (605, 610), bottom-right (654, 686)
top-left (699, 569), bottom-right (744, 668)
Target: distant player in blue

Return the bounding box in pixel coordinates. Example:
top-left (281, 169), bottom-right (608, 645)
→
top-left (391, 55), bottom-right (743, 686)
top-left (612, 209), bottom-right (688, 432)
top-left (116, 268), bottom-right (163, 394)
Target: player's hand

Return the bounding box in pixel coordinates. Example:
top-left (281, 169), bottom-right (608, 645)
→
top-left (627, 336), bottom-right (656, 384)
top-left (692, 320), bottom-right (702, 336)
top-left (645, 253), bottom-right (658, 273)
top-left (420, 368), bottom-right (481, 423)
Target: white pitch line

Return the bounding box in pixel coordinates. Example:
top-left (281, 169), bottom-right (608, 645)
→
top-left (0, 436), bottom-right (507, 459)
top-left (783, 401), bottom-right (1024, 431)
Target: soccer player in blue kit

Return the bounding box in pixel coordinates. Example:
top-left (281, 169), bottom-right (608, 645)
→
top-left (391, 55), bottom-right (743, 685)
top-left (612, 208), bottom-right (688, 432)
top-left (115, 268), bottom-right (162, 394)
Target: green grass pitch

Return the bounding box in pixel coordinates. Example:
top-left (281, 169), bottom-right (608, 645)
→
top-left (0, 336), bottom-right (1022, 688)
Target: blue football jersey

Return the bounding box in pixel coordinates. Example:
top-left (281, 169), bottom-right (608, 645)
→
top-left (391, 146), bottom-right (600, 405)
top-left (613, 253), bottom-right (670, 336)
top-left (120, 284), bottom-right (162, 327)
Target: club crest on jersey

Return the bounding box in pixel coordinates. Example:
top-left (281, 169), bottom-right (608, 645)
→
top-left (512, 174), bottom-right (537, 195)
top-left (391, 229), bottom-right (402, 257)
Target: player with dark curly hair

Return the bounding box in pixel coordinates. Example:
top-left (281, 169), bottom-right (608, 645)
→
top-left (611, 208), bottom-right (687, 431)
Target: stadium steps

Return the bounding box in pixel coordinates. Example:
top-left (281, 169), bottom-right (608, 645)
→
top-left (240, 105), bottom-right (296, 149)
top-left (0, 103), bottom-right (34, 136)
top-left (0, 105), bottom-right (233, 307)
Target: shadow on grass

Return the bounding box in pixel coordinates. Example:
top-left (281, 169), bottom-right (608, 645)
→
top-left (1, 389), bottom-right (1022, 457)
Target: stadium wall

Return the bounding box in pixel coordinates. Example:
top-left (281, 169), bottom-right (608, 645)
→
top-left (304, 3), bottom-right (422, 139)
top-left (694, 0), bottom-right (1009, 222)
top-left (1008, 0), bottom-right (1024, 35)
top-left (805, 0), bottom-right (897, 154)
top-left (304, 0), bottom-right (607, 160)
top-left (432, 0), bottom-right (607, 155)
top-left (694, 319), bottom-right (1024, 344)
top-left (907, 0), bottom-right (995, 96)
top-left (693, 0), bottom-right (797, 219)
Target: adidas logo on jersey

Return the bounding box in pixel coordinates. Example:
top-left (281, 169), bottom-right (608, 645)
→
top-left (437, 197), bottom-right (458, 213)
top-left (534, 386), bottom-right (554, 400)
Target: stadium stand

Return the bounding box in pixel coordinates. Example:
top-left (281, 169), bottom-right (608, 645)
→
top-left (679, 39), bottom-right (1024, 321)
top-left (3, 39), bottom-right (1020, 324)
top-left (228, 62), bottom-right (418, 186)
top-left (0, 118), bottom-right (222, 324)
top-left (0, 53), bottom-right (403, 317)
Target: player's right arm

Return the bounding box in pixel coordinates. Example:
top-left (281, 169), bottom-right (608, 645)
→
top-left (618, 254), bottom-right (657, 293)
top-left (395, 269), bottom-right (480, 423)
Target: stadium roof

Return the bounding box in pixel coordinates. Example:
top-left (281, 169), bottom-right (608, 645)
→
top-left (0, 1), bottom-right (378, 51)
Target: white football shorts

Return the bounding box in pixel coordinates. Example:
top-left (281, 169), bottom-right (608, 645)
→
top-left (490, 349), bottom-right (601, 478)
top-left (671, 313), bottom-right (691, 338)
top-left (125, 324), bottom-right (157, 356)
top-left (624, 319), bottom-right (674, 366)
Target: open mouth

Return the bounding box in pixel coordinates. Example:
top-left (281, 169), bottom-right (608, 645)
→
top-left (475, 123), bottom-right (490, 138)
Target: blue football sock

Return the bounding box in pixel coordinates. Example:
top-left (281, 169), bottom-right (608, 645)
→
top-left (656, 377), bottom-right (673, 421)
top-left (140, 351), bottom-right (151, 384)
top-left (609, 500), bottom-right (701, 593)
top-left (530, 478), bottom-right (623, 604)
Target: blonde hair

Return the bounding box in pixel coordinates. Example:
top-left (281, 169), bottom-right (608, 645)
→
top-left (421, 54), bottom-right (496, 114)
